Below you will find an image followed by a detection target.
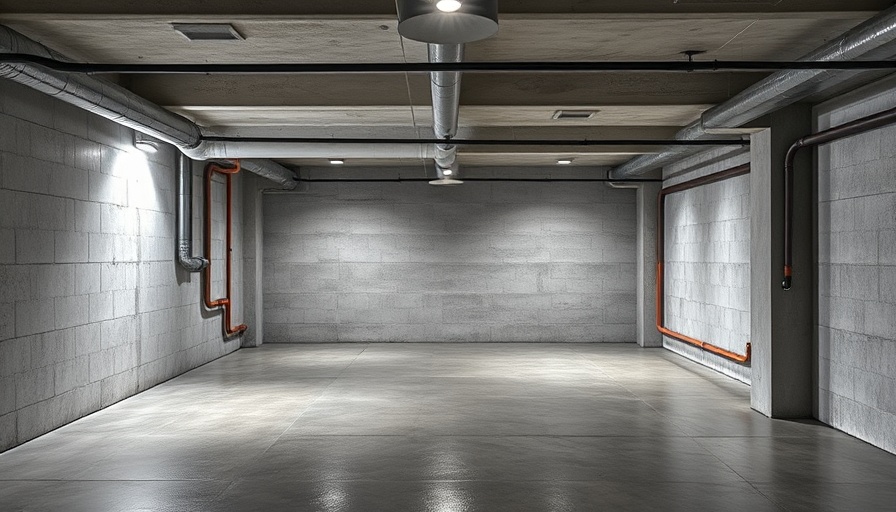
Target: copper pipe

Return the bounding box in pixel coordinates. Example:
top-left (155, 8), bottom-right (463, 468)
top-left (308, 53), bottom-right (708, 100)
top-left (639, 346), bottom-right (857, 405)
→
top-left (782, 105), bottom-right (896, 290)
top-left (204, 160), bottom-right (248, 337)
top-left (657, 164), bottom-right (752, 364)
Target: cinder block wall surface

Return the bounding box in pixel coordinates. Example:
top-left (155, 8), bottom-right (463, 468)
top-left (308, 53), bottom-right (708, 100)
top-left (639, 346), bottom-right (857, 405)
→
top-left (817, 82), bottom-right (896, 455)
top-left (263, 178), bottom-right (636, 342)
top-left (0, 81), bottom-right (244, 452)
top-left (662, 150), bottom-right (752, 383)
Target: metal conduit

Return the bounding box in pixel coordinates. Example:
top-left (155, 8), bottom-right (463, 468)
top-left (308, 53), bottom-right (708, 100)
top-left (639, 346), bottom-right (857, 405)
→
top-left (782, 105), bottom-right (896, 290)
top-left (611, 4), bottom-right (896, 179)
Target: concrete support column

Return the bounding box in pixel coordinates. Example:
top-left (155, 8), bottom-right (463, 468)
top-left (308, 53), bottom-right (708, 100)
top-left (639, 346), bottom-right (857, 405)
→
top-left (637, 182), bottom-right (663, 347)
top-left (749, 105), bottom-right (814, 418)
top-left (241, 173), bottom-right (265, 348)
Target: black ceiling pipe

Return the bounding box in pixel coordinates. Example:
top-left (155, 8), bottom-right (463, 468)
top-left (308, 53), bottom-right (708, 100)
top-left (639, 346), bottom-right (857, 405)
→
top-left (290, 178), bottom-right (663, 183)
top-left (3, 54), bottom-right (896, 74)
top-left (199, 136), bottom-right (749, 146)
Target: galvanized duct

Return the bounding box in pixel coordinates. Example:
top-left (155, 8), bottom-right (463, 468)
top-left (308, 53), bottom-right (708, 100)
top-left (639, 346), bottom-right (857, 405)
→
top-left (610, 5), bottom-right (896, 179)
top-left (0, 25), bottom-right (299, 188)
top-left (186, 140), bottom-right (436, 161)
top-left (240, 159), bottom-right (298, 189)
top-left (0, 25), bottom-right (201, 148)
top-left (429, 43), bottom-right (464, 181)
top-left (176, 154), bottom-right (209, 272)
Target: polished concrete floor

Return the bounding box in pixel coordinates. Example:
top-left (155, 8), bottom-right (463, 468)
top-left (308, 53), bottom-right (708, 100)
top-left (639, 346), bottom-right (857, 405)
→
top-left (1, 344), bottom-right (895, 512)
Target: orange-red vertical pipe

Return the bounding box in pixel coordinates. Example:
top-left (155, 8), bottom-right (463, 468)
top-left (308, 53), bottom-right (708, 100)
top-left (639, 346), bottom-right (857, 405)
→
top-left (204, 160), bottom-right (248, 337)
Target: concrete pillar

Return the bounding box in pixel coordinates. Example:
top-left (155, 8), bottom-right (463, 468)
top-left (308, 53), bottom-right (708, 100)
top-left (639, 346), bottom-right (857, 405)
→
top-left (241, 173), bottom-right (265, 348)
top-left (637, 182), bottom-right (663, 347)
top-left (749, 105), bottom-right (814, 418)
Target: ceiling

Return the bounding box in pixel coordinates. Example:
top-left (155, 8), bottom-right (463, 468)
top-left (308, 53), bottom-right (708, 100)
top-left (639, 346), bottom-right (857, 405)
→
top-left (1, 1), bottom-right (893, 169)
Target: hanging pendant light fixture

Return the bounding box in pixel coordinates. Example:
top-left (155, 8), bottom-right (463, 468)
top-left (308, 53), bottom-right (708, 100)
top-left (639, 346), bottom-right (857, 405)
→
top-left (397, 0), bottom-right (499, 44)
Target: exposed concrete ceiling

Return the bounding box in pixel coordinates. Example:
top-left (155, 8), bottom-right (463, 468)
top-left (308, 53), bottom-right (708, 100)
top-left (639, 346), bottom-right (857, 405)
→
top-left (0, 1), bottom-right (893, 170)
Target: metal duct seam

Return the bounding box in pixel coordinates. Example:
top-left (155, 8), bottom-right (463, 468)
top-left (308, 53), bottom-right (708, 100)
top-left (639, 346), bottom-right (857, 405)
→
top-left (610, 4), bottom-right (896, 179)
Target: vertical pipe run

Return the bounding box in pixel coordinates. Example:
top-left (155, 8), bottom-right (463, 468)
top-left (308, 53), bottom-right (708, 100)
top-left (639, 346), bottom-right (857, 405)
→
top-left (657, 164), bottom-right (752, 364)
top-left (782, 105), bottom-right (896, 290)
top-left (204, 160), bottom-right (248, 337)
top-left (429, 43), bottom-right (464, 179)
top-left (176, 153), bottom-right (208, 272)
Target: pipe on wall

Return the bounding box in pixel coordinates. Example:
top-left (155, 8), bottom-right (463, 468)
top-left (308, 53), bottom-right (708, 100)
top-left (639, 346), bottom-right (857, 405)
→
top-left (204, 160), bottom-right (248, 337)
top-left (176, 153), bottom-right (208, 272)
top-left (657, 164), bottom-right (752, 364)
top-left (782, 104), bottom-right (896, 290)
top-left (610, 4), bottom-right (896, 179)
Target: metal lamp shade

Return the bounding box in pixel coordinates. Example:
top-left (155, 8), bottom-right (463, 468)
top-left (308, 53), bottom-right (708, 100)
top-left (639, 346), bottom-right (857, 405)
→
top-left (397, 0), bottom-right (498, 44)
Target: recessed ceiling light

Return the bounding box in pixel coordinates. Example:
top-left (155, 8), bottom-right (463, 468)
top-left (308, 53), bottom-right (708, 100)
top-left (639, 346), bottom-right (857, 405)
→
top-left (557, 159), bottom-right (573, 165)
top-left (329, 159), bottom-right (345, 165)
top-left (436, 0), bottom-right (463, 12)
top-left (172, 23), bottom-right (244, 42)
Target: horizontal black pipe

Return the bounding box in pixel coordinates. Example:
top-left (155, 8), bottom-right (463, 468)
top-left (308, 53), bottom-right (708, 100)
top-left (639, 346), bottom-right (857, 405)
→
top-left (3, 54), bottom-right (896, 74)
top-left (294, 178), bottom-right (663, 183)
top-left (782, 104), bottom-right (896, 290)
top-left (202, 136), bottom-right (749, 147)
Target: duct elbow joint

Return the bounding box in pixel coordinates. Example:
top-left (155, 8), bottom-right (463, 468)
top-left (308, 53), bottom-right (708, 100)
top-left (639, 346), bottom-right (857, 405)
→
top-left (178, 243), bottom-right (209, 272)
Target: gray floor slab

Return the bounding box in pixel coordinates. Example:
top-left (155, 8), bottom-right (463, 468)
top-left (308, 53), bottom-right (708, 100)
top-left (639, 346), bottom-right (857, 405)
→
top-left (1, 343), bottom-right (895, 511)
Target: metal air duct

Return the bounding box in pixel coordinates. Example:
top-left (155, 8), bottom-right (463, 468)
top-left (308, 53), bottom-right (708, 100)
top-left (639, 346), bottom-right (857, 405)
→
top-left (610, 5), bottom-right (896, 179)
top-left (429, 43), bottom-right (464, 184)
top-left (176, 154), bottom-right (208, 272)
top-left (0, 25), bottom-right (298, 188)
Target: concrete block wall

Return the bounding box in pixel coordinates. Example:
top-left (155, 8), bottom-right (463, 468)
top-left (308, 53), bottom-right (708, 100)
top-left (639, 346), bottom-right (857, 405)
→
top-left (662, 149), bottom-right (752, 383)
top-left (0, 80), bottom-right (243, 452)
top-left (816, 79), bottom-right (896, 454)
top-left (263, 175), bottom-right (636, 342)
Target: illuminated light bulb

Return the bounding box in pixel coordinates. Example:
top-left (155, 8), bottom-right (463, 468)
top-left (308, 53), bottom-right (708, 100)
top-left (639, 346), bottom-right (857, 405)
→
top-left (436, 0), bottom-right (462, 13)
top-left (443, 169), bottom-right (453, 176)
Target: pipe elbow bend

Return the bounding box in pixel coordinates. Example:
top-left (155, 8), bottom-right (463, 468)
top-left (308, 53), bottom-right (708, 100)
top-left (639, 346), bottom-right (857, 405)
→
top-left (178, 245), bottom-right (209, 272)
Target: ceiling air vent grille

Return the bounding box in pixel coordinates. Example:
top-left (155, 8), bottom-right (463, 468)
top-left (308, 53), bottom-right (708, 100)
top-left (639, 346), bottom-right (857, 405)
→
top-left (552, 110), bottom-right (597, 120)
top-left (172, 23), bottom-right (244, 41)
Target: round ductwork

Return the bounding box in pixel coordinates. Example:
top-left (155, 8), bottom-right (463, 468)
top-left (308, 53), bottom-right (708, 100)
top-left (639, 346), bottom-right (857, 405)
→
top-left (397, 0), bottom-right (498, 44)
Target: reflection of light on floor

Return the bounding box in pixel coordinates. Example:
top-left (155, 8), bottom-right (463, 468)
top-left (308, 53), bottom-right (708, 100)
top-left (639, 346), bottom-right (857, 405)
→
top-left (426, 482), bottom-right (471, 512)
top-left (314, 482), bottom-right (348, 512)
